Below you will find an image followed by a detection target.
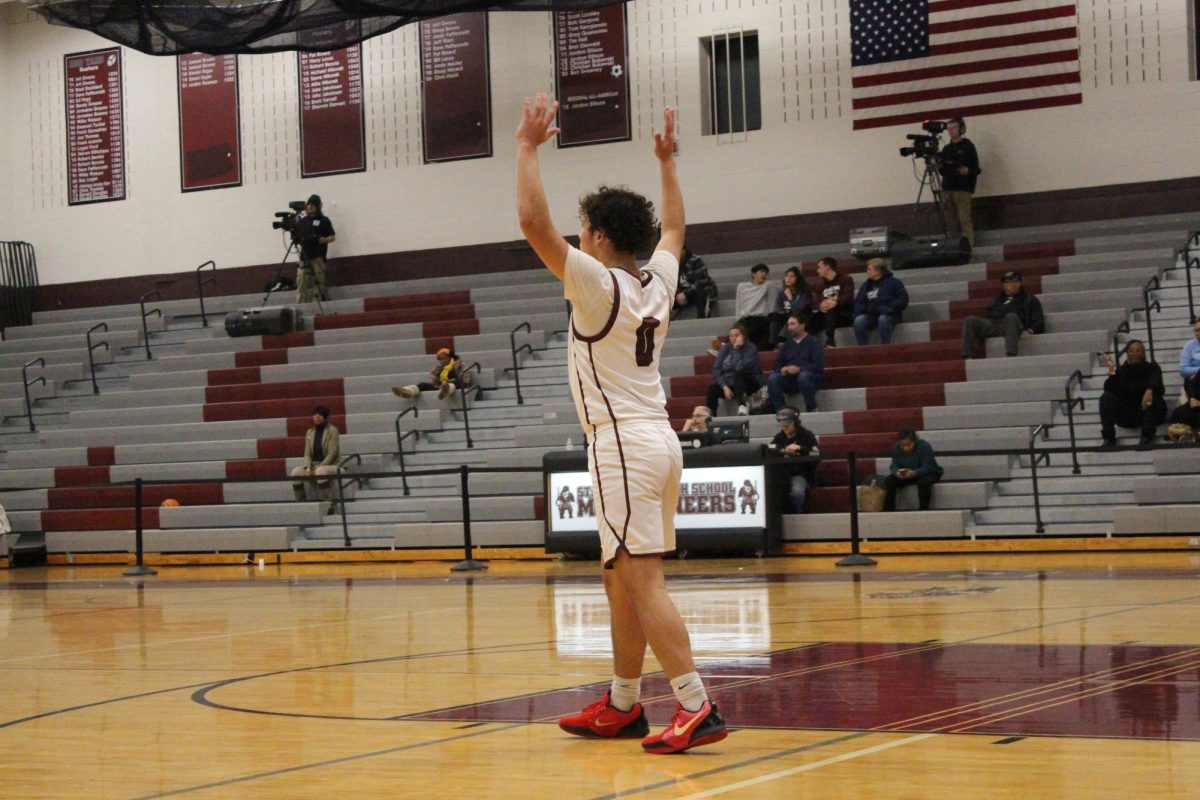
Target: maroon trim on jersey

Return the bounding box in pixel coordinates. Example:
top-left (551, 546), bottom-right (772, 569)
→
top-left (586, 341), bottom-right (632, 546)
top-left (638, 270), bottom-right (653, 287)
top-left (570, 274), bottom-right (621, 343)
top-left (605, 544), bottom-right (677, 569)
top-left (571, 345), bottom-right (621, 548)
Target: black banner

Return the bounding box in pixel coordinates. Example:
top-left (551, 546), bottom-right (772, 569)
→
top-left (420, 12), bottom-right (492, 163)
top-left (553, 6), bottom-right (630, 148)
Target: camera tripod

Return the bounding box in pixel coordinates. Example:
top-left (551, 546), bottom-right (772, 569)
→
top-left (261, 238), bottom-right (325, 314)
top-left (910, 155), bottom-right (949, 238)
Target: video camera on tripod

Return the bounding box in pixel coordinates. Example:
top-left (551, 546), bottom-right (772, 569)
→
top-left (272, 200), bottom-right (316, 247)
top-left (899, 119), bottom-right (948, 161)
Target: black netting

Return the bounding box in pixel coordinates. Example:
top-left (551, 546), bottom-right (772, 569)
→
top-left (25, 0), bottom-right (626, 55)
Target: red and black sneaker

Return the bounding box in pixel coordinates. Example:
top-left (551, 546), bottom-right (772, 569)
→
top-left (558, 691), bottom-right (650, 739)
top-left (641, 701), bottom-right (728, 754)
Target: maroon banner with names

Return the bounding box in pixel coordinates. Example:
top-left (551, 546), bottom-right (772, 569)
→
top-left (177, 53), bottom-right (242, 192)
top-left (65, 48), bottom-right (126, 205)
top-left (419, 12), bottom-right (492, 163)
top-left (553, 6), bottom-right (630, 148)
top-left (298, 40), bottom-right (366, 177)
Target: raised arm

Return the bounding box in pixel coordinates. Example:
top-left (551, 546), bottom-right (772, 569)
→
top-left (654, 107), bottom-right (684, 262)
top-left (516, 93), bottom-right (569, 280)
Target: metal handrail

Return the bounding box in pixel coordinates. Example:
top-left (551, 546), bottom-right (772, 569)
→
top-left (1061, 370), bottom-right (1085, 475)
top-left (138, 289), bottom-right (163, 360)
top-left (1184, 231), bottom-right (1199, 324)
top-left (459, 362), bottom-right (483, 449)
top-left (1027, 424), bottom-right (1051, 534)
top-left (394, 405), bottom-right (420, 496)
top-left (1141, 274), bottom-right (1162, 362)
top-left (22, 357), bottom-right (46, 432)
top-left (508, 322), bottom-right (534, 405)
top-left (335, 453), bottom-right (364, 546)
top-left (196, 261), bottom-right (217, 327)
top-left (1112, 320), bottom-right (1130, 362)
top-left (85, 322), bottom-right (109, 395)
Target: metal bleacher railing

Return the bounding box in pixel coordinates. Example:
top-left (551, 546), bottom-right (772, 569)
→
top-left (195, 260), bottom-right (217, 327)
top-left (0, 241), bottom-right (39, 339)
top-left (96, 432), bottom-right (1180, 578)
top-left (1178, 231), bottom-right (1200, 324)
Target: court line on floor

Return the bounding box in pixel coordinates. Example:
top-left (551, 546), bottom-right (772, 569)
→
top-left (673, 733), bottom-right (936, 800)
top-left (590, 589), bottom-right (1200, 798)
top-left (0, 604), bottom-right (456, 665)
top-left (877, 647), bottom-right (1200, 731)
top-left (126, 723), bottom-right (528, 800)
top-left (0, 640), bottom-right (553, 730)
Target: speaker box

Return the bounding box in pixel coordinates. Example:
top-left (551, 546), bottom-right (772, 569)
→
top-left (890, 235), bottom-right (971, 270)
top-left (224, 306), bottom-right (299, 337)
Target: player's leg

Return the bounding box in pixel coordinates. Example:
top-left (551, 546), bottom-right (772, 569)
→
top-left (557, 430), bottom-right (650, 740)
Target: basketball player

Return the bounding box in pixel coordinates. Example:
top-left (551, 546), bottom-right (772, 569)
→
top-left (516, 93), bottom-right (727, 754)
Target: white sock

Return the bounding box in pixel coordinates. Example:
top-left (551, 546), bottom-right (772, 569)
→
top-left (609, 675), bottom-right (641, 712)
top-left (670, 671), bottom-right (708, 713)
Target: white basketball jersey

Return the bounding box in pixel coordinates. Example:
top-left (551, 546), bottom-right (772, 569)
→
top-left (563, 246), bottom-right (677, 433)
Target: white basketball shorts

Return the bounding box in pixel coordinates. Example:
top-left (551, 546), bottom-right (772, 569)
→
top-left (587, 421), bottom-right (683, 568)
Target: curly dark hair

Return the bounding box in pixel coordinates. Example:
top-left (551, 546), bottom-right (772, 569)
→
top-left (578, 185), bottom-right (658, 255)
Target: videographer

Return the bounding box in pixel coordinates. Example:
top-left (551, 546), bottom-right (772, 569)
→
top-left (297, 194), bottom-right (336, 303)
top-left (938, 118), bottom-right (981, 247)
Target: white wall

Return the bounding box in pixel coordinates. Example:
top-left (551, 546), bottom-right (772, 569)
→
top-left (2, 0), bottom-right (1200, 286)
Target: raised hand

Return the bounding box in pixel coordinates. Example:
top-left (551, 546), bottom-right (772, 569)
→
top-left (517, 92), bottom-right (560, 149)
top-left (654, 107), bottom-right (677, 161)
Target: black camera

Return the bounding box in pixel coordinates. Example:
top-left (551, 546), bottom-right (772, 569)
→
top-left (271, 200), bottom-right (308, 240)
top-left (899, 134), bottom-right (939, 159)
top-left (899, 119), bottom-right (948, 160)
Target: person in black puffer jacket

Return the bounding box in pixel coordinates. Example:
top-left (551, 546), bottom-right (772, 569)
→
top-left (1099, 340), bottom-right (1167, 448)
top-left (960, 270), bottom-right (1045, 358)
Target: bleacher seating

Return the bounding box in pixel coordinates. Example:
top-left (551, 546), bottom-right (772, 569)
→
top-left (2, 211), bottom-right (1199, 562)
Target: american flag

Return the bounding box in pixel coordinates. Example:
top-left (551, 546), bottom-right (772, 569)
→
top-left (850, 0), bottom-right (1082, 130)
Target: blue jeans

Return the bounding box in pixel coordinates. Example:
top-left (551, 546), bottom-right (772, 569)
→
top-left (768, 371), bottom-right (820, 412)
top-left (853, 313), bottom-right (899, 345)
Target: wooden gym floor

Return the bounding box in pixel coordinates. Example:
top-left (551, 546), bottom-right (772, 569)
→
top-left (2, 552), bottom-right (1200, 798)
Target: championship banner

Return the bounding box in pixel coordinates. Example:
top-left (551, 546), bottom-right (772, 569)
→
top-left (553, 5), bottom-right (630, 148)
top-left (177, 53), bottom-right (242, 192)
top-left (419, 12), bottom-right (492, 163)
top-left (65, 48), bottom-right (126, 205)
top-left (297, 27), bottom-right (366, 177)
top-left (547, 466), bottom-right (767, 533)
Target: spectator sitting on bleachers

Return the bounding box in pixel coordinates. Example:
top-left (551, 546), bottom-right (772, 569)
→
top-left (809, 257), bottom-right (854, 348)
top-left (960, 270), bottom-right (1045, 358)
top-left (1179, 320), bottom-right (1200, 379)
top-left (766, 406), bottom-right (820, 513)
top-left (673, 246), bottom-right (717, 320)
top-left (734, 263), bottom-right (774, 348)
top-left (1100, 343), bottom-right (1167, 449)
top-left (852, 258), bottom-right (909, 345)
top-left (706, 324), bottom-right (763, 416)
top-left (291, 405), bottom-right (340, 503)
top-left (392, 347), bottom-right (473, 400)
top-left (681, 405), bottom-right (712, 432)
top-left (883, 426), bottom-right (943, 511)
top-left (768, 266), bottom-right (811, 345)
top-left (767, 313), bottom-right (824, 413)
top-left (1167, 371), bottom-right (1200, 441)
